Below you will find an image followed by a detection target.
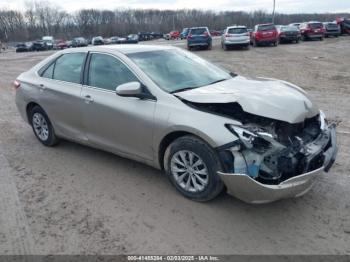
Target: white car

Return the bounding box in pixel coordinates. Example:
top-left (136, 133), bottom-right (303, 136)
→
top-left (221, 26), bottom-right (250, 50)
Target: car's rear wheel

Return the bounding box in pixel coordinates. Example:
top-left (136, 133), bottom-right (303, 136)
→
top-left (207, 43), bottom-right (212, 50)
top-left (164, 135), bottom-right (224, 201)
top-left (30, 106), bottom-right (58, 146)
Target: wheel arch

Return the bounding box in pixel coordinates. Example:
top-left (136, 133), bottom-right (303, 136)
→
top-left (158, 130), bottom-right (219, 170)
top-left (26, 101), bottom-right (41, 123)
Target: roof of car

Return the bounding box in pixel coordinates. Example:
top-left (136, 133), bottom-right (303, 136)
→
top-left (226, 25), bottom-right (247, 28)
top-left (61, 44), bottom-right (175, 55)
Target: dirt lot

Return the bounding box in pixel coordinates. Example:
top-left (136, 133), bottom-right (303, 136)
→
top-left (0, 37), bottom-right (349, 255)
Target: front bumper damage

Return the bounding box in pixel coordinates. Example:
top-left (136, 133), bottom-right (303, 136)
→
top-left (218, 124), bottom-right (337, 204)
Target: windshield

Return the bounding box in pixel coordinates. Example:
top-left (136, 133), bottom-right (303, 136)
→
top-left (258, 24), bottom-right (276, 31)
top-left (127, 49), bottom-right (232, 93)
top-left (228, 28), bottom-right (247, 34)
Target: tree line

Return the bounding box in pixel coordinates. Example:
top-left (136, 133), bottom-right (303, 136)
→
top-left (0, 1), bottom-right (349, 42)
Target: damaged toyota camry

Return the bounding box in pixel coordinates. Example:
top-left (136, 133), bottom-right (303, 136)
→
top-left (15, 45), bottom-right (337, 203)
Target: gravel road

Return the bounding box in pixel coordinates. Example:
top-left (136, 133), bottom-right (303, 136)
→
top-left (0, 37), bottom-right (349, 255)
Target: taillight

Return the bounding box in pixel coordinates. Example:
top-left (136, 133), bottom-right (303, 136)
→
top-left (204, 31), bottom-right (209, 37)
top-left (13, 80), bottom-right (21, 90)
top-left (187, 34), bottom-right (192, 39)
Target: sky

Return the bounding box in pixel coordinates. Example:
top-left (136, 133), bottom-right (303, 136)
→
top-left (0, 0), bottom-right (349, 13)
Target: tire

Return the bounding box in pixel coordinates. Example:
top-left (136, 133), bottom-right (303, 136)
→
top-left (253, 39), bottom-right (258, 47)
top-left (29, 106), bottom-right (58, 146)
top-left (187, 45), bottom-right (191, 51)
top-left (223, 44), bottom-right (227, 51)
top-left (207, 43), bottom-right (212, 50)
top-left (320, 37), bottom-right (324, 41)
top-left (164, 135), bottom-right (224, 202)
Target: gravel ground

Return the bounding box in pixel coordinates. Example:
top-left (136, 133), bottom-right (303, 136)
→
top-left (0, 37), bottom-right (349, 255)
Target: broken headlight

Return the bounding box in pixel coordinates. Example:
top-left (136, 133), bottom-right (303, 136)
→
top-left (225, 124), bottom-right (273, 151)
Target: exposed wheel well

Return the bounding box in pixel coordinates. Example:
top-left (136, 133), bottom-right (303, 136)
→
top-left (26, 102), bottom-right (40, 122)
top-left (158, 131), bottom-right (194, 170)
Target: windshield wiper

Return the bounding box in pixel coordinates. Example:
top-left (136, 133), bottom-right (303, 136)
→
top-left (207, 78), bottom-right (229, 85)
top-left (170, 86), bottom-right (199, 94)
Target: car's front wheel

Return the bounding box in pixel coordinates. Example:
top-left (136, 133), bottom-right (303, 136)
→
top-left (30, 106), bottom-right (58, 146)
top-left (164, 136), bottom-right (224, 201)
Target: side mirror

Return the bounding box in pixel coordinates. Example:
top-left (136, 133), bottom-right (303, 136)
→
top-left (116, 82), bottom-right (142, 97)
top-left (116, 82), bottom-right (156, 100)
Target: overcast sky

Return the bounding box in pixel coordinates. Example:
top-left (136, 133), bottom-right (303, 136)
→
top-left (0, 0), bottom-right (349, 13)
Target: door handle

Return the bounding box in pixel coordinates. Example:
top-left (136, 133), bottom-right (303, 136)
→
top-left (84, 95), bottom-right (94, 103)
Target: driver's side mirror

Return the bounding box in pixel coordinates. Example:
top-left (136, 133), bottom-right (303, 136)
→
top-left (116, 82), bottom-right (156, 100)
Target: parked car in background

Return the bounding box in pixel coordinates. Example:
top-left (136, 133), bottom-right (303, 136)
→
top-left (14, 45), bottom-right (337, 203)
top-left (276, 25), bottom-right (301, 43)
top-left (127, 34), bottom-right (139, 44)
top-left (300, 22), bottom-right (325, 41)
top-left (16, 42), bottom-right (34, 52)
top-left (165, 31), bottom-right (180, 40)
top-left (180, 28), bottom-right (189, 39)
top-left (323, 22), bottom-right (340, 37)
top-left (66, 40), bottom-right (73, 48)
top-left (32, 40), bottom-right (47, 51)
top-left (150, 32), bottom-right (163, 39)
top-left (336, 17), bottom-right (350, 34)
top-left (221, 26), bottom-right (250, 50)
top-left (72, 37), bottom-right (88, 47)
top-left (187, 27), bottom-right (212, 50)
top-left (104, 38), bottom-right (112, 45)
top-left (109, 36), bottom-right (121, 44)
top-left (55, 39), bottom-right (68, 49)
top-left (92, 36), bottom-right (104, 45)
top-left (247, 29), bottom-right (253, 44)
top-left (42, 36), bottom-right (54, 50)
top-left (138, 32), bottom-right (153, 41)
top-left (210, 30), bottom-right (222, 36)
top-left (252, 24), bottom-right (279, 47)
top-left (289, 23), bottom-right (302, 29)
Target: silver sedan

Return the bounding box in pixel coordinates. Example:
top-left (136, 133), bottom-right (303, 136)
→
top-left (15, 45), bottom-right (337, 203)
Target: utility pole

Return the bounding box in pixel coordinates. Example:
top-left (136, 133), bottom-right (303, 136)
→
top-left (272, 0), bottom-right (276, 24)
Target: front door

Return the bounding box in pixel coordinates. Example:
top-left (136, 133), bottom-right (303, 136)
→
top-left (81, 52), bottom-right (156, 161)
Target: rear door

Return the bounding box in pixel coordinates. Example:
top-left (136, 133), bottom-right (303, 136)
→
top-left (81, 52), bottom-right (156, 161)
top-left (38, 52), bottom-right (87, 141)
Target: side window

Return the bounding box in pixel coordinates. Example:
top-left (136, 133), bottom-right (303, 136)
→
top-left (88, 53), bottom-right (138, 91)
top-left (41, 62), bottom-right (55, 79)
top-left (53, 53), bottom-right (86, 84)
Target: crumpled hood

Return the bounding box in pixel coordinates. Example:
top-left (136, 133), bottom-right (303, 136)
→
top-left (175, 76), bottom-right (319, 123)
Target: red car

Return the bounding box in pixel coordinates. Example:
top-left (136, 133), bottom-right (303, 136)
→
top-left (165, 31), bottom-right (180, 40)
top-left (55, 40), bottom-right (68, 49)
top-left (252, 24), bottom-right (279, 47)
top-left (299, 22), bottom-right (325, 41)
top-left (210, 30), bottom-right (222, 36)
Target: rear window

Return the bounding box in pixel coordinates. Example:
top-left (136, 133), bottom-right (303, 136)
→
top-left (281, 26), bottom-right (299, 32)
top-left (190, 28), bottom-right (207, 35)
top-left (257, 24), bottom-right (276, 31)
top-left (228, 28), bottom-right (247, 34)
top-left (309, 23), bottom-right (323, 29)
top-left (326, 23), bottom-right (338, 28)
